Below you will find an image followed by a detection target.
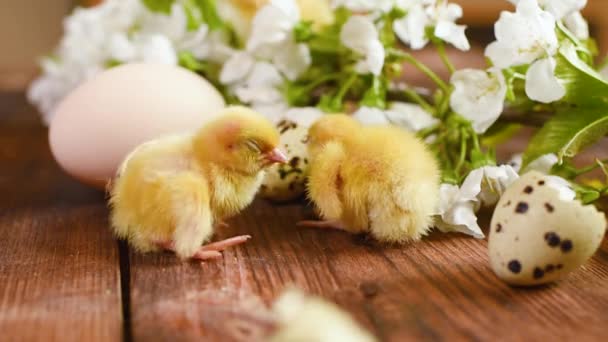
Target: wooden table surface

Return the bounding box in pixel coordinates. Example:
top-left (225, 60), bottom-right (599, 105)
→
top-left (1, 91), bottom-right (607, 341)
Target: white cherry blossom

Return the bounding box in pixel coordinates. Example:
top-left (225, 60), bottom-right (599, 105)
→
top-left (464, 165), bottom-right (520, 207)
top-left (508, 153), bottom-right (558, 174)
top-left (246, 0), bottom-right (311, 80)
top-left (486, 0), bottom-right (566, 103)
top-left (525, 56), bottom-right (566, 103)
top-left (564, 11), bottom-right (589, 40)
top-left (331, 0), bottom-right (395, 13)
top-left (545, 175), bottom-right (577, 201)
top-left (28, 0), bottom-right (144, 123)
top-left (508, 0), bottom-right (587, 20)
top-left (434, 183), bottom-right (484, 239)
top-left (450, 69), bottom-right (507, 133)
top-left (486, 0), bottom-right (558, 68)
top-left (394, 1), bottom-right (470, 51)
top-left (340, 16), bottom-right (386, 76)
top-left (220, 52), bottom-right (284, 106)
top-left (385, 102), bottom-right (438, 132)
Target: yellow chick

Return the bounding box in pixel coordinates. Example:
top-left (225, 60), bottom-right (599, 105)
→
top-left (109, 106), bottom-right (287, 261)
top-left (301, 115), bottom-right (440, 242)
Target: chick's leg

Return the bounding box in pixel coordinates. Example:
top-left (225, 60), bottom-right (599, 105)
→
top-left (199, 235), bottom-right (251, 251)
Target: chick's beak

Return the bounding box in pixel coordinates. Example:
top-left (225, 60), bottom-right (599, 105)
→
top-left (263, 148), bottom-right (288, 165)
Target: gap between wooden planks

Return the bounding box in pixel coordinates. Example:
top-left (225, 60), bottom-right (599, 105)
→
top-left (0, 91), bottom-right (123, 341)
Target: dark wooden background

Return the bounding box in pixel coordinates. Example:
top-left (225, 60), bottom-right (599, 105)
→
top-left (1, 91), bottom-right (607, 341)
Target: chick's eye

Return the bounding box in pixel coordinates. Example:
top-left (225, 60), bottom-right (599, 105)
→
top-left (245, 140), bottom-right (262, 153)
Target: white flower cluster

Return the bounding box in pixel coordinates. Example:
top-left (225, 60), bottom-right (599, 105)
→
top-left (28, 0), bottom-right (232, 124)
top-left (449, 0), bottom-right (591, 135)
top-left (219, 0), bottom-right (319, 125)
top-left (217, 0), bottom-right (471, 127)
top-left (434, 153), bottom-right (564, 238)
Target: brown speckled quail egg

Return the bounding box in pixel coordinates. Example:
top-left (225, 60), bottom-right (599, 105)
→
top-left (489, 171), bottom-right (607, 286)
top-left (259, 120), bottom-right (310, 202)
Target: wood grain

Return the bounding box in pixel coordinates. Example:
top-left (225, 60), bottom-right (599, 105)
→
top-left (2, 91), bottom-right (608, 341)
top-left (128, 200), bottom-right (608, 341)
top-left (0, 92), bottom-right (122, 341)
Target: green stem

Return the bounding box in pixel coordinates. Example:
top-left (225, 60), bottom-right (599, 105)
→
top-left (471, 131), bottom-right (482, 153)
top-left (336, 73), bottom-right (357, 99)
top-left (573, 159), bottom-right (608, 177)
top-left (435, 42), bottom-right (455, 74)
top-left (455, 128), bottom-right (468, 173)
top-left (301, 73), bottom-right (341, 93)
top-left (403, 88), bottom-right (435, 114)
top-left (417, 124), bottom-right (440, 139)
top-left (401, 52), bottom-right (450, 92)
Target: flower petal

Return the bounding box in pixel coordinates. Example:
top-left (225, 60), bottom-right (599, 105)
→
top-left (340, 15), bottom-right (379, 53)
top-left (524, 154), bottom-right (559, 174)
top-left (393, 5), bottom-right (429, 50)
top-left (219, 51), bottom-right (255, 85)
top-left (487, 0), bottom-right (558, 68)
top-left (352, 106), bottom-right (390, 125)
top-left (341, 16), bottom-right (385, 75)
top-left (449, 68), bottom-right (507, 133)
top-left (545, 175), bottom-right (577, 201)
top-left (564, 11), bottom-right (589, 40)
top-left (273, 41), bottom-right (312, 80)
top-left (525, 57), bottom-right (566, 103)
top-left (385, 102), bottom-right (438, 131)
top-left (434, 21), bottom-right (470, 51)
top-left (136, 34), bottom-right (177, 65)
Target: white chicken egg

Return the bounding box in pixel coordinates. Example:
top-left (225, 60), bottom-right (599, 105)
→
top-left (259, 120), bottom-right (310, 202)
top-left (49, 63), bottom-right (226, 189)
top-left (488, 171), bottom-right (607, 286)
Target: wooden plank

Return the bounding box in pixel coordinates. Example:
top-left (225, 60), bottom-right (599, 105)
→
top-left (129, 199), bottom-right (608, 341)
top-left (0, 92), bottom-right (123, 341)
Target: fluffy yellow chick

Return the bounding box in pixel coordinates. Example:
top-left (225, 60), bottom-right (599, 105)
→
top-left (109, 106), bottom-right (287, 261)
top-left (300, 115), bottom-right (440, 242)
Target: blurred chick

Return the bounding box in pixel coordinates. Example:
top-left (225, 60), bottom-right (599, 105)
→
top-left (267, 288), bottom-right (377, 342)
top-left (109, 106), bottom-right (287, 261)
top-left (301, 115), bottom-right (440, 242)
top-left (219, 0), bottom-right (333, 42)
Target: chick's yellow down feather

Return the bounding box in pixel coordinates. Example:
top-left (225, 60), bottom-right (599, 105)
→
top-left (305, 115), bottom-right (440, 242)
top-left (109, 106), bottom-right (287, 260)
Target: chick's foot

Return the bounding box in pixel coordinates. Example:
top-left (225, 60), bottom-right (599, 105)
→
top-left (200, 235), bottom-right (252, 252)
top-left (153, 235), bottom-right (251, 261)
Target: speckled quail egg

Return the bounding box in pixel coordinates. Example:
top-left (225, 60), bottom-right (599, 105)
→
top-left (259, 120), bottom-right (310, 202)
top-left (488, 171), bottom-right (607, 286)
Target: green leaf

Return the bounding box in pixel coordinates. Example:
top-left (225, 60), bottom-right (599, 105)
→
top-left (555, 43), bottom-right (608, 107)
top-left (141, 0), bottom-right (175, 14)
top-left (194, 0), bottom-right (225, 30)
top-left (523, 107), bottom-right (608, 166)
